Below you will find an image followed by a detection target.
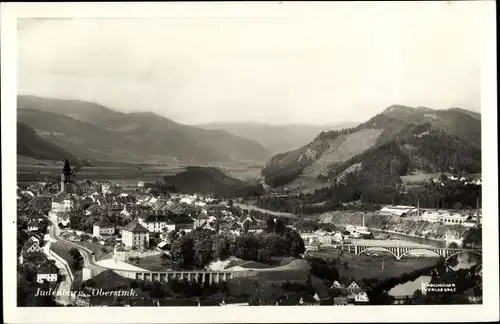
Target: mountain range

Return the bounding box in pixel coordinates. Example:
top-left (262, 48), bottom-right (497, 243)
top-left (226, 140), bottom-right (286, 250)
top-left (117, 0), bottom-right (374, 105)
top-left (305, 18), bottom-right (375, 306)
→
top-left (196, 121), bottom-right (357, 153)
top-left (17, 122), bottom-right (82, 166)
top-left (17, 95), bottom-right (271, 165)
top-left (261, 105), bottom-right (481, 191)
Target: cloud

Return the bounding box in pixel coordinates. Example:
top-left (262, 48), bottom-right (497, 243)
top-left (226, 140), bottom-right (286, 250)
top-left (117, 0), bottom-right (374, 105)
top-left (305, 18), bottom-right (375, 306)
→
top-left (17, 2), bottom-right (484, 124)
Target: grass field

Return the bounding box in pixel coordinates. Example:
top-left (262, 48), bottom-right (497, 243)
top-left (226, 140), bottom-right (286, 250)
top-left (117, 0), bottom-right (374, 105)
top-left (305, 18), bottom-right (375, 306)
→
top-left (126, 254), bottom-right (172, 272)
top-left (17, 156), bottom-right (263, 185)
top-left (50, 240), bottom-right (77, 266)
top-left (80, 242), bottom-right (114, 261)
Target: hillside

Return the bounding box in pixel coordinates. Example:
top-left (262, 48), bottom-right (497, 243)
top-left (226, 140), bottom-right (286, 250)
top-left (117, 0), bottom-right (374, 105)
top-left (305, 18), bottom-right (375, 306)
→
top-left (17, 122), bottom-right (81, 166)
top-left (162, 166), bottom-right (265, 199)
top-left (196, 122), bottom-right (357, 153)
top-left (17, 95), bottom-right (271, 164)
top-left (261, 105), bottom-right (481, 189)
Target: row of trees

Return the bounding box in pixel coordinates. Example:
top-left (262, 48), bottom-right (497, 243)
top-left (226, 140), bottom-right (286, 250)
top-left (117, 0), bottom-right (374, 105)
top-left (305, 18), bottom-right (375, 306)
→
top-left (256, 180), bottom-right (481, 215)
top-left (170, 228), bottom-right (305, 269)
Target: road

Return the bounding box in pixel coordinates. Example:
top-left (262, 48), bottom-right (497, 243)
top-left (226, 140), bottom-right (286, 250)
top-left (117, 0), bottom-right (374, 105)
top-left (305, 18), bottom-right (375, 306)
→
top-left (42, 233), bottom-right (75, 305)
top-left (49, 224), bottom-right (101, 270)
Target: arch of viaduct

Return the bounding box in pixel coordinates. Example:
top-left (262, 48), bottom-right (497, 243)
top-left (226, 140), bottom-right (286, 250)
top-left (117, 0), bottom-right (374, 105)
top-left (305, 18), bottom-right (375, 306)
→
top-left (306, 244), bottom-right (482, 261)
top-left (88, 267), bottom-right (258, 284)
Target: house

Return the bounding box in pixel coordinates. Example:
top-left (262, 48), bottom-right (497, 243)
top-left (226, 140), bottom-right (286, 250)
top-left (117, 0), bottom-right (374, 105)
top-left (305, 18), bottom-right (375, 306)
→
top-left (156, 241), bottom-right (170, 251)
top-left (168, 213), bottom-right (195, 233)
top-left (26, 220), bottom-right (39, 232)
top-left (120, 205), bottom-right (133, 218)
top-left (420, 211), bottom-right (442, 223)
top-left (85, 204), bottom-right (101, 216)
top-left (30, 196), bottom-right (52, 212)
top-left (339, 277), bottom-right (364, 295)
top-left (138, 213), bottom-right (172, 233)
top-left (379, 205), bottom-right (418, 217)
top-left (354, 291), bottom-right (369, 303)
top-left (107, 207), bottom-right (122, 218)
top-left (121, 221), bottom-right (150, 249)
top-left (51, 193), bottom-right (75, 211)
top-left (332, 232), bottom-right (344, 243)
top-left (247, 222), bottom-right (266, 234)
top-left (220, 221), bottom-right (242, 236)
top-left (194, 214), bottom-right (211, 229)
top-left (93, 222), bottom-right (116, 238)
top-left (441, 213), bottom-right (469, 225)
top-left (19, 237), bottom-right (44, 264)
top-left (36, 263), bottom-right (59, 283)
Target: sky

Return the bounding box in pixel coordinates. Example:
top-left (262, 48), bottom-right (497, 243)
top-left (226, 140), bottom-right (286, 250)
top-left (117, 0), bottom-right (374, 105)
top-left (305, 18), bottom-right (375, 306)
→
top-left (17, 2), bottom-right (486, 125)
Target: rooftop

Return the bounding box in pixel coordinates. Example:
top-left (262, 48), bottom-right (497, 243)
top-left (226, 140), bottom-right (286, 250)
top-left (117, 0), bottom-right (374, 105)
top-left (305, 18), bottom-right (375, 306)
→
top-left (121, 221), bottom-right (149, 233)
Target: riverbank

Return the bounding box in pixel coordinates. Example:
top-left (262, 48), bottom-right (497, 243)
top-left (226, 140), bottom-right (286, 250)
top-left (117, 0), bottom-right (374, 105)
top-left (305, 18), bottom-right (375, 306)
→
top-left (319, 211), bottom-right (470, 243)
top-left (370, 228), bottom-right (446, 243)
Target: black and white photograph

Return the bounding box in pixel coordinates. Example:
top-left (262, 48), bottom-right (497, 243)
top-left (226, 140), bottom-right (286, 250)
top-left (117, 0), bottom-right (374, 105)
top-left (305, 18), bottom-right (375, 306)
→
top-left (2, 1), bottom-right (498, 323)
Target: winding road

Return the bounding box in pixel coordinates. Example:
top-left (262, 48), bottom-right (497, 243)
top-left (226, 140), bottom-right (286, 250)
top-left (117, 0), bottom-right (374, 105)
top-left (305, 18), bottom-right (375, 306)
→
top-left (49, 223), bottom-right (101, 271)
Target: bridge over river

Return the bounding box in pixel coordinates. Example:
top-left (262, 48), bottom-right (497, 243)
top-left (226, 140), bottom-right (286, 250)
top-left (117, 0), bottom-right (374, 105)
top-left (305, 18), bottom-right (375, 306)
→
top-left (306, 239), bottom-right (482, 260)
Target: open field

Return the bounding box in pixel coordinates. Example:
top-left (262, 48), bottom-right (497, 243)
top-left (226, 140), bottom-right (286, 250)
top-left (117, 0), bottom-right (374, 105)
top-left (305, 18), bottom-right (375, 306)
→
top-left (125, 254), bottom-right (172, 272)
top-left (49, 240), bottom-right (77, 266)
top-left (80, 242), bottom-right (114, 261)
top-left (17, 156), bottom-right (262, 184)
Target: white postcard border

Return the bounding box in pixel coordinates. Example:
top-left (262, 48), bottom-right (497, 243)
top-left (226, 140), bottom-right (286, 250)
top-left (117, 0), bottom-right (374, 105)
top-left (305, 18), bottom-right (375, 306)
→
top-left (2, 2), bottom-right (498, 323)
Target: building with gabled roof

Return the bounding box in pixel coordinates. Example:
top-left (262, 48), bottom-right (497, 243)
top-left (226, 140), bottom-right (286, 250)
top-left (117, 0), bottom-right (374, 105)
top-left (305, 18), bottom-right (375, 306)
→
top-left (121, 221), bottom-right (149, 249)
top-left (36, 262), bottom-right (59, 283)
top-left (138, 212), bottom-right (171, 233)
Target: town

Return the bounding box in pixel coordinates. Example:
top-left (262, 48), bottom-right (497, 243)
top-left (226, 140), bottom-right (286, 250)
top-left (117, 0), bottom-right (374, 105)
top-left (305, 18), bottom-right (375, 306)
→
top-left (17, 159), bottom-right (483, 307)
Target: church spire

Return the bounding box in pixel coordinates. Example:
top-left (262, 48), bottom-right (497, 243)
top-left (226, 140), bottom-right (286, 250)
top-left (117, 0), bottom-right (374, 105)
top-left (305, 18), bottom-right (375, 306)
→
top-left (63, 158), bottom-right (72, 175)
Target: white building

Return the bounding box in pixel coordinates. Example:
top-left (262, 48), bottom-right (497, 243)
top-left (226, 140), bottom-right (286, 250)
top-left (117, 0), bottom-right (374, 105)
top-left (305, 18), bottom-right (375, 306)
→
top-left (51, 193), bottom-right (75, 211)
top-left (441, 213), bottom-right (469, 225)
top-left (379, 205), bottom-right (418, 217)
top-left (93, 222), bottom-right (116, 238)
top-left (354, 292), bottom-right (369, 303)
top-left (138, 213), bottom-right (173, 233)
top-left (121, 221), bottom-right (150, 249)
top-left (27, 220), bottom-right (39, 232)
top-left (36, 263), bottom-right (58, 283)
top-left (420, 211), bottom-right (442, 223)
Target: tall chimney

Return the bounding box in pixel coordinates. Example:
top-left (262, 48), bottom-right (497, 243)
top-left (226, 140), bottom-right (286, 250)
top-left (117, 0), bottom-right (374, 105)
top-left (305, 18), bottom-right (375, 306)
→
top-left (417, 197), bottom-right (420, 217)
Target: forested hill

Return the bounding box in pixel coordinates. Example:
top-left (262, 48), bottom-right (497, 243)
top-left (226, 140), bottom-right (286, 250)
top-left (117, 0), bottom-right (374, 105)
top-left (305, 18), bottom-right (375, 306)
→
top-left (261, 105), bottom-right (481, 189)
top-left (17, 122), bottom-right (81, 166)
top-left (162, 166), bottom-right (265, 199)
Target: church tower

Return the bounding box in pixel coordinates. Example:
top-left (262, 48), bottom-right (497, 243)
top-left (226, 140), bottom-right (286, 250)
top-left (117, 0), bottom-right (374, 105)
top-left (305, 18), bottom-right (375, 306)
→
top-left (60, 158), bottom-right (73, 193)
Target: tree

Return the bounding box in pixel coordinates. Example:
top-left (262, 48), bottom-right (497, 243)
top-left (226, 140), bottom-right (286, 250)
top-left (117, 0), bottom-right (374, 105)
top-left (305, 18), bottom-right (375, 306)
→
top-left (453, 202), bottom-right (462, 210)
top-left (274, 218), bottom-right (285, 235)
top-left (265, 216), bottom-right (275, 233)
top-left (171, 233), bottom-right (194, 267)
top-left (285, 230), bottom-right (305, 257)
top-left (448, 242), bottom-right (459, 249)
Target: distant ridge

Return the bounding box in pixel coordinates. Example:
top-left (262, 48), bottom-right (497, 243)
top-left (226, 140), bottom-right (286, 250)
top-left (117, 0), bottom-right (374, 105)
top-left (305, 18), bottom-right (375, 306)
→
top-left (17, 95), bottom-right (271, 164)
top-left (17, 122), bottom-right (81, 166)
top-left (261, 105), bottom-right (481, 189)
top-left (196, 121), bottom-right (358, 153)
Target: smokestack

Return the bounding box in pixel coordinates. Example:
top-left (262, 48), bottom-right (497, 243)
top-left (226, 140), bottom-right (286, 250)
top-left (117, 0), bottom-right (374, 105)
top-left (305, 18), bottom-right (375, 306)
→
top-left (362, 212), bottom-right (365, 228)
top-left (417, 197), bottom-right (420, 217)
